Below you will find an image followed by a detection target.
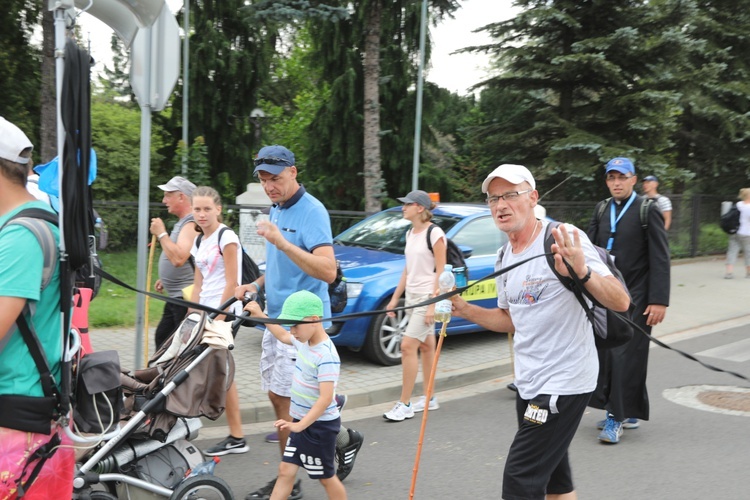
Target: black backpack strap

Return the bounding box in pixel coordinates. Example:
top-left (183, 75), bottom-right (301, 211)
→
top-left (639, 197), bottom-right (653, 232)
top-left (216, 227), bottom-right (229, 255)
top-left (543, 222), bottom-right (597, 325)
top-left (14, 432), bottom-right (61, 498)
top-left (425, 223), bottom-right (436, 253)
top-left (15, 305), bottom-right (59, 400)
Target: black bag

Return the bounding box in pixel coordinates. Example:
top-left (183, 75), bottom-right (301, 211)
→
top-left (543, 222), bottom-right (635, 349)
top-left (329, 261), bottom-right (348, 313)
top-left (720, 205), bottom-right (741, 235)
top-left (72, 350), bottom-right (123, 433)
top-left (424, 223), bottom-right (469, 284)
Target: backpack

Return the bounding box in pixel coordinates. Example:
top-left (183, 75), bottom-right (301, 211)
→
top-left (720, 205), bottom-right (741, 235)
top-left (543, 221), bottom-right (635, 349)
top-left (196, 227), bottom-right (266, 324)
top-left (424, 223), bottom-right (469, 284)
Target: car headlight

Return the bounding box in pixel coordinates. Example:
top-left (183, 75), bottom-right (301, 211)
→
top-left (346, 281), bottom-right (364, 299)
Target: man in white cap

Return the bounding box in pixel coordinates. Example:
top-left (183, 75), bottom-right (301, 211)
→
top-left (450, 164), bottom-right (630, 500)
top-left (150, 176), bottom-right (199, 348)
top-left (0, 117), bottom-right (74, 497)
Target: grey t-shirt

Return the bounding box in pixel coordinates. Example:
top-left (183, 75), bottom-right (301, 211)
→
top-left (158, 214), bottom-right (195, 297)
top-left (496, 221), bottom-right (610, 400)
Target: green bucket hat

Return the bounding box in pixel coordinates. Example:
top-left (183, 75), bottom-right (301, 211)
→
top-left (279, 290), bottom-right (324, 325)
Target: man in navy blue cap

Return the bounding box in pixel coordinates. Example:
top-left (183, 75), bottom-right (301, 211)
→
top-left (228, 145), bottom-right (364, 499)
top-left (586, 157), bottom-right (671, 444)
top-left (641, 175), bottom-right (672, 230)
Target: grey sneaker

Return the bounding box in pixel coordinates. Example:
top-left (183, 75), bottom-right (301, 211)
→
top-left (203, 435), bottom-right (249, 456)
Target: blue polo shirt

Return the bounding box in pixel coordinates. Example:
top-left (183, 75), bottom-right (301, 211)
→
top-left (266, 186), bottom-right (333, 325)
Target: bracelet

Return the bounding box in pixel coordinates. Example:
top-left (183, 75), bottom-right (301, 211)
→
top-left (157, 232), bottom-right (168, 241)
top-left (579, 266), bottom-right (592, 284)
top-left (250, 281), bottom-right (260, 291)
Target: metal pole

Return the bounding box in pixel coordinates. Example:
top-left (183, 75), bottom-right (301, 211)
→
top-left (134, 27), bottom-right (153, 369)
top-left (411, 0), bottom-right (428, 192)
top-left (181, 0), bottom-right (189, 175)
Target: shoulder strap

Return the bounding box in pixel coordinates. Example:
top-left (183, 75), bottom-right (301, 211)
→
top-left (426, 223), bottom-right (436, 253)
top-left (217, 227), bottom-right (229, 255)
top-left (543, 221), bottom-right (597, 325)
top-left (639, 197), bottom-right (653, 232)
top-left (1, 209), bottom-right (59, 291)
top-left (596, 197), bottom-right (612, 224)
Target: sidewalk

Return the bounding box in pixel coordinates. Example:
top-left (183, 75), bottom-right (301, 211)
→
top-left (89, 256), bottom-right (750, 427)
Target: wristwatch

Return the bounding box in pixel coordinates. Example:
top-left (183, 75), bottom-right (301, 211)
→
top-left (579, 266), bottom-right (592, 284)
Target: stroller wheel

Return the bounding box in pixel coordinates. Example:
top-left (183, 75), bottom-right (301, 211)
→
top-left (170, 475), bottom-right (234, 500)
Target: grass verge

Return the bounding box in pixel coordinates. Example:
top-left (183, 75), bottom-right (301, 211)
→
top-left (89, 249), bottom-right (166, 328)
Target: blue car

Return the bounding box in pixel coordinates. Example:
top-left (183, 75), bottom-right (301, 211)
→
top-left (328, 203), bottom-right (509, 365)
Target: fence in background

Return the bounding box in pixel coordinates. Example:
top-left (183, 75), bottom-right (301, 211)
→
top-left (93, 194), bottom-right (730, 258)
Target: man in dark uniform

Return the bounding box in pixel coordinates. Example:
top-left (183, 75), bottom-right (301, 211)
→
top-left (587, 157), bottom-right (671, 444)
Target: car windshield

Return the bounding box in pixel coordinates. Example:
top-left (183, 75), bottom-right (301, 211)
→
top-left (334, 210), bottom-right (460, 254)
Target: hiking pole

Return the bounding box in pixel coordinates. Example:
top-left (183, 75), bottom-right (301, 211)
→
top-left (409, 320), bottom-right (448, 499)
top-left (144, 234), bottom-right (157, 365)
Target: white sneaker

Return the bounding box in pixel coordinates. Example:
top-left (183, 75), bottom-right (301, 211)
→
top-left (383, 401), bottom-right (414, 421)
top-left (411, 396), bottom-right (439, 413)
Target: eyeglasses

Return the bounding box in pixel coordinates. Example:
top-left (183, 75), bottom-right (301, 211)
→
top-left (605, 173), bottom-right (634, 182)
top-left (253, 156), bottom-right (292, 167)
top-left (486, 189), bottom-right (532, 206)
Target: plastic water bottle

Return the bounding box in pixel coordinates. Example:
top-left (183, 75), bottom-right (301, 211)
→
top-left (434, 264), bottom-right (455, 324)
top-left (185, 456), bottom-right (220, 478)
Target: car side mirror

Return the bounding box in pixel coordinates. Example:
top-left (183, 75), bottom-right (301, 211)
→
top-left (458, 245), bottom-right (473, 259)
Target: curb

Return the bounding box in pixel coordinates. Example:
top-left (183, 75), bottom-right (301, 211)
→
top-left (205, 359), bottom-right (513, 427)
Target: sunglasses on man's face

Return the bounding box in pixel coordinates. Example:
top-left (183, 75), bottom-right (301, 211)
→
top-left (253, 156), bottom-right (292, 167)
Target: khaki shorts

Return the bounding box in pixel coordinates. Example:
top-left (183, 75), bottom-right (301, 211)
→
top-left (403, 292), bottom-right (435, 343)
top-left (259, 328), bottom-right (296, 397)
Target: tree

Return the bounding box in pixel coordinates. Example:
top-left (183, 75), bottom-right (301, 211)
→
top-left (305, 0), bottom-right (459, 211)
top-left (0, 0), bottom-right (41, 150)
top-left (177, 0), bottom-right (278, 197)
top-left (468, 0), bottom-right (683, 201)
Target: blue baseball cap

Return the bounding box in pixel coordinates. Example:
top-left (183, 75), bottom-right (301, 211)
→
top-left (643, 175), bottom-right (658, 182)
top-left (605, 157), bottom-right (635, 176)
top-left (253, 145), bottom-right (295, 176)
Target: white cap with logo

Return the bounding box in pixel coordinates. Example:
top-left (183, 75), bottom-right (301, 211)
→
top-left (0, 117), bottom-right (33, 165)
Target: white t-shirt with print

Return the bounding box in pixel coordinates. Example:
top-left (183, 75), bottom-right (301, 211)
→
top-left (496, 221), bottom-right (611, 400)
top-left (190, 224), bottom-right (242, 315)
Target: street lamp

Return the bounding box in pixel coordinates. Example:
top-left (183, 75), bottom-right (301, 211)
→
top-left (250, 107), bottom-right (266, 147)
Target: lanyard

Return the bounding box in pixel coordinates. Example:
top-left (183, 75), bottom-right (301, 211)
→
top-left (607, 192), bottom-right (636, 251)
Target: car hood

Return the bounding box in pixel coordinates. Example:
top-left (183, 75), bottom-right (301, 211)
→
top-left (333, 244), bottom-right (405, 281)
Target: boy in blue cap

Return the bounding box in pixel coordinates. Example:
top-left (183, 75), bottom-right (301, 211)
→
top-left (245, 291), bottom-right (346, 500)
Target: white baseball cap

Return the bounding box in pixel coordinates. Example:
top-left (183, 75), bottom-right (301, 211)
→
top-left (0, 116), bottom-right (33, 165)
top-left (481, 164), bottom-right (536, 193)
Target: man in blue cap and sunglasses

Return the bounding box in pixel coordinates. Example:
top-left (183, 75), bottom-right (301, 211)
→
top-left (226, 145), bottom-right (363, 499)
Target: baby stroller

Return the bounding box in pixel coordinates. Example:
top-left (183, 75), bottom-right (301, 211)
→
top-left (69, 300), bottom-right (242, 499)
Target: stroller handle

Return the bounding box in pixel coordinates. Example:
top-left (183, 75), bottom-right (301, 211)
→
top-left (215, 295), bottom-right (256, 338)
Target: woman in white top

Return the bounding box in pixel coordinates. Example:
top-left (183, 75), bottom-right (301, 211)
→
top-left (725, 187), bottom-right (750, 279)
top-left (188, 186), bottom-right (248, 453)
top-left (189, 186), bottom-right (242, 318)
top-left (383, 190), bottom-right (447, 422)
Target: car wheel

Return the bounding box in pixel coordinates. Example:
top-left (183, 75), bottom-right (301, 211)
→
top-left (363, 297), bottom-right (407, 366)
